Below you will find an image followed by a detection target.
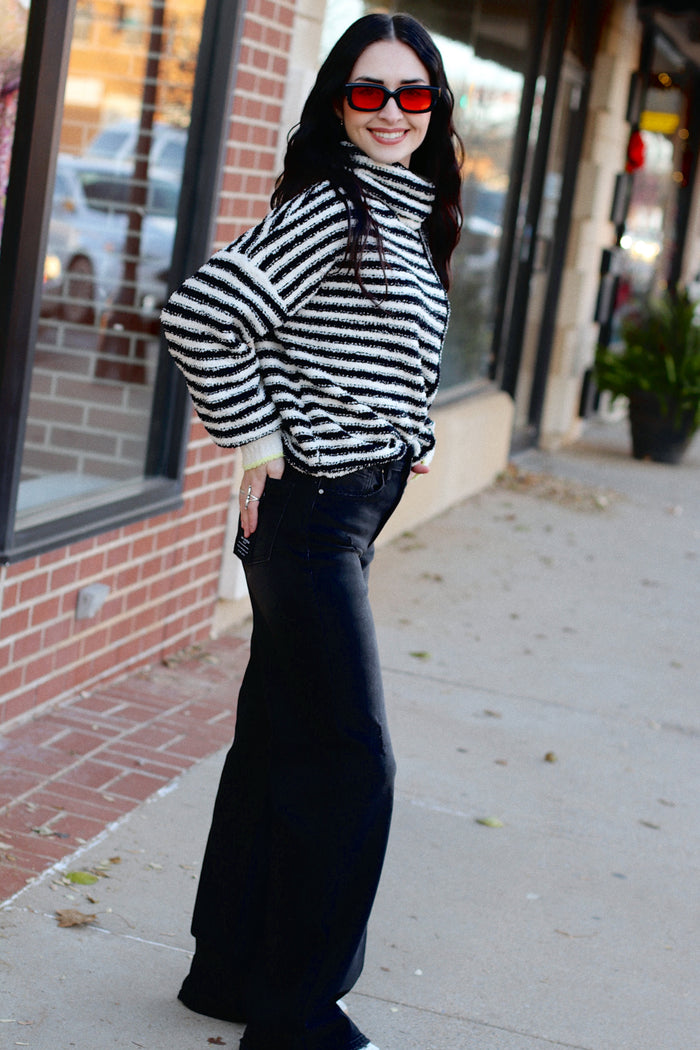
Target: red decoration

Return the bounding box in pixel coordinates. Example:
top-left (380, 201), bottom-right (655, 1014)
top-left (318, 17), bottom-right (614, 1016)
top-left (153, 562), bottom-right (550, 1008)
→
top-left (626, 129), bottom-right (646, 172)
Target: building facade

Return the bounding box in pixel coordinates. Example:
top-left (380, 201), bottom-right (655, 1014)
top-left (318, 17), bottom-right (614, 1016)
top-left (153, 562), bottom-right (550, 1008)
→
top-left (0, 0), bottom-right (698, 724)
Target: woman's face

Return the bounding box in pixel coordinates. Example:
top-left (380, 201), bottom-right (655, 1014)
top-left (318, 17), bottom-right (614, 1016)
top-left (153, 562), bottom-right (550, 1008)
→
top-left (338, 39), bottom-right (432, 168)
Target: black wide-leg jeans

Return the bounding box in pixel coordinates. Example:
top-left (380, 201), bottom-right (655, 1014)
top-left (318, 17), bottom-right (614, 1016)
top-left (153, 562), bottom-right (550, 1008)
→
top-left (179, 451), bottom-right (413, 1050)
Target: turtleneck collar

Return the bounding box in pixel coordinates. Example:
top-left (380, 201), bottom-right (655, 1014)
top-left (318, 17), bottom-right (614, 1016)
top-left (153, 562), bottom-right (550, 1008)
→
top-left (341, 142), bottom-right (436, 230)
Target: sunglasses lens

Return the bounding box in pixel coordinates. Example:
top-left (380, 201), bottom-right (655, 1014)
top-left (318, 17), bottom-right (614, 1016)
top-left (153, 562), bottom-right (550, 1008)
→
top-left (348, 85), bottom-right (387, 110)
top-left (398, 87), bottom-right (435, 112)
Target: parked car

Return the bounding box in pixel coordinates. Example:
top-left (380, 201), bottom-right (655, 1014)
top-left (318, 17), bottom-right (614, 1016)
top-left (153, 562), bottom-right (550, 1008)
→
top-left (85, 120), bottom-right (187, 174)
top-left (43, 154), bottom-right (178, 324)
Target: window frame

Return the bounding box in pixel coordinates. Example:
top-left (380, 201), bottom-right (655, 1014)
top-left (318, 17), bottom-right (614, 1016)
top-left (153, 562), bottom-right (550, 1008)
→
top-left (0, 0), bottom-right (243, 564)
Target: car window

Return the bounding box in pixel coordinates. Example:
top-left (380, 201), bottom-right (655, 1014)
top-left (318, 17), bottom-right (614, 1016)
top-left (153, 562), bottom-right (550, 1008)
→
top-left (79, 173), bottom-right (132, 213)
top-left (147, 180), bottom-right (179, 218)
top-left (53, 171), bottom-right (72, 202)
top-left (156, 139), bottom-right (185, 171)
top-left (87, 128), bottom-right (133, 158)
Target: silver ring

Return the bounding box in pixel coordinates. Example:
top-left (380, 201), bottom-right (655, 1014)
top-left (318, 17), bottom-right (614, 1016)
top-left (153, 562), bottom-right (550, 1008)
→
top-left (241, 485), bottom-right (261, 509)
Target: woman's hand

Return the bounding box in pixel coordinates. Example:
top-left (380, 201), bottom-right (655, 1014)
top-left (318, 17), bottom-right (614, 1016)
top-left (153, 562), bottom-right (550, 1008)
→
top-left (410, 463), bottom-right (430, 477)
top-left (240, 458), bottom-right (285, 537)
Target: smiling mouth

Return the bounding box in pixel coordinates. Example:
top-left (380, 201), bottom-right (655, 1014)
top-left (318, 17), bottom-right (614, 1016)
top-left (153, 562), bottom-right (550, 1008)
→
top-left (369, 129), bottom-right (408, 142)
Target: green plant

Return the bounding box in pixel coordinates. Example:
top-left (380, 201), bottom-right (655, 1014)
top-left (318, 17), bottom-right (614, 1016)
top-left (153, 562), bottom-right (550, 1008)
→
top-left (594, 285), bottom-right (700, 431)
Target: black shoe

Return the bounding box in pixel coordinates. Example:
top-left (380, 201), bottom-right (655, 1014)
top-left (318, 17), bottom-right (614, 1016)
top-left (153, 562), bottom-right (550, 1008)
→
top-left (178, 977), bottom-right (246, 1024)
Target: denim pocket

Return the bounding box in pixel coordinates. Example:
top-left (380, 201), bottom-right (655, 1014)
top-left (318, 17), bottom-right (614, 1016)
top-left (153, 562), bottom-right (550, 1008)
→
top-left (233, 476), bottom-right (291, 565)
top-left (320, 465), bottom-right (388, 499)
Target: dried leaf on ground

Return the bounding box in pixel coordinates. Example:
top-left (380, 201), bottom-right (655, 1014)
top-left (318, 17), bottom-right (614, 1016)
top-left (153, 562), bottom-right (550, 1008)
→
top-left (495, 464), bottom-right (620, 512)
top-left (475, 816), bottom-right (504, 828)
top-left (55, 908), bottom-right (97, 928)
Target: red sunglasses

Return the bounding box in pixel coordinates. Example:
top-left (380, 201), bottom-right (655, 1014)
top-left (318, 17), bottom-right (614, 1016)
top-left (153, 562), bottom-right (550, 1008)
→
top-left (344, 83), bottom-right (440, 113)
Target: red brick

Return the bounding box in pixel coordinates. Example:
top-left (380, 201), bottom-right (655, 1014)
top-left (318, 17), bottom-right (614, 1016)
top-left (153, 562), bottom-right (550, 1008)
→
top-left (148, 575), bottom-right (173, 603)
top-left (10, 629), bottom-right (39, 663)
top-left (0, 863), bottom-right (38, 900)
top-left (67, 693), bottom-right (125, 717)
top-left (80, 649), bottom-right (122, 684)
top-left (50, 560), bottom-right (79, 590)
top-left (55, 636), bottom-right (82, 667)
top-left (151, 523), bottom-right (180, 548)
top-left (33, 781), bottom-right (128, 820)
top-left (0, 764), bottom-right (38, 805)
top-left (77, 552), bottom-right (107, 579)
top-left (257, 0), bottom-right (275, 20)
top-left (1, 830), bottom-right (73, 864)
top-left (4, 718), bottom-right (66, 750)
top-left (40, 547), bottom-right (64, 567)
top-left (35, 672), bottom-right (75, 710)
top-left (100, 693), bottom-right (165, 720)
top-left (30, 594), bottom-right (62, 627)
top-left (116, 564), bottom-right (141, 590)
top-left (43, 617), bottom-right (74, 650)
top-left (60, 759), bottom-right (123, 790)
top-left (132, 534), bottom-right (155, 559)
top-left (18, 571), bottom-right (50, 603)
top-left (120, 724), bottom-right (181, 750)
top-left (0, 688), bottom-right (36, 726)
top-left (68, 536), bottom-right (97, 559)
top-left (102, 743), bottom-right (188, 780)
top-left (126, 583), bottom-right (150, 609)
top-left (104, 540), bottom-right (133, 570)
top-left (95, 594), bottom-right (123, 621)
top-left (106, 770), bottom-right (169, 801)
top-left (140, 553), bottom-right (167, 580)
top-left (1, 802), bottom-right (62, 835)
top-left (0, 743), bottom-right (67, 779)
top-left (81, 625), bottom-right (110, 656)
top-left (46, 729), bottom-right (103, 757)
top-left (1, 607), bottom-right (30, 637)
top-left (7, 557), bottom-right (38, 580)
top-left (165, 728), bottom-right (228, 761)
top-left (22, 650), bottom-right (55, 685)
top-left (51, 811), bottom-right (110, 842)
top-left (1, 580), bottom-right (19, 605)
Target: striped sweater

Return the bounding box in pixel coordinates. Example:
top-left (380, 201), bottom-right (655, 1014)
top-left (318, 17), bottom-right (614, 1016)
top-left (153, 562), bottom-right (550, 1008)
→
top-left (160, 145), bottom-right (450, 477)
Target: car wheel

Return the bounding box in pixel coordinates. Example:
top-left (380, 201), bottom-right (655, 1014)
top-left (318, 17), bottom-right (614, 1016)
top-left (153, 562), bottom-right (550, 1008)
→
top-left (62, 256), bottom-right (95, 325)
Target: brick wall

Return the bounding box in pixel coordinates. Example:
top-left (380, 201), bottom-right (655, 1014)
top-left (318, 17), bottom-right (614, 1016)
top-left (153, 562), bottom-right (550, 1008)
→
top-left (215, 0), bottom-right (295, 246)
top-left (0, 0), bottom-right (297, 728)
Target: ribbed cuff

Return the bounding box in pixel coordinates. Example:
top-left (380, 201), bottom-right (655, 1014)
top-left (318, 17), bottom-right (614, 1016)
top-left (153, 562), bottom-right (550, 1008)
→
top-left (240, 430), bottom-right (284, 470)
top-left (417, 445), bottom-right (435, 468)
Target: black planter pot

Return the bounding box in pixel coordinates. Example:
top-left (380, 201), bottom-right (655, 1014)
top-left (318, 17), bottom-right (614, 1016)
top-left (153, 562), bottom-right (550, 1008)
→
top-left (628, 391), bottom-right (696, 464)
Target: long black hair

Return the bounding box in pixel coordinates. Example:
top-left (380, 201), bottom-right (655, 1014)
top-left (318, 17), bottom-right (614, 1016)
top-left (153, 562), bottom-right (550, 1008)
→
top-left (272, 13), bottom-right (463, 290)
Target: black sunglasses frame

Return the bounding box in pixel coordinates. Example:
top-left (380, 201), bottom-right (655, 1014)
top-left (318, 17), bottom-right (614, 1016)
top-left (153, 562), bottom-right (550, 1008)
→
top-left (343, 83), bottom-right (441, 113)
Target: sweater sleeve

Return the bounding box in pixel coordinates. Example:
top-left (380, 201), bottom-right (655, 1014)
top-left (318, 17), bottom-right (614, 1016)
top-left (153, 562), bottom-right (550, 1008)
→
top-left (160, 183), bottom-right (350, 450)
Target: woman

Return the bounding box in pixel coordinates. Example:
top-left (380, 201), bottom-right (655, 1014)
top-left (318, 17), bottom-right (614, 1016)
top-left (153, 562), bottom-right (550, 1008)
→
top-left (161, 12), bottom-right (463, 1050)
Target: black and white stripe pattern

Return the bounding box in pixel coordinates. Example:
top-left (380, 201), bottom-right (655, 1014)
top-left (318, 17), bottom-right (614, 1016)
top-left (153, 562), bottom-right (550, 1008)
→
top-left (161, 146), bottom-right (449, 476)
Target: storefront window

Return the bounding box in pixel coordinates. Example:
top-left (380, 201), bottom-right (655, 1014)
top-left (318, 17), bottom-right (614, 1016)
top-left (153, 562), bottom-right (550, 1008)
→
top-left (16, 0), bottom-right (204, 527)
top-left (319, 0), bottom-right (530, 390)
top-left (616, 35), bottom-right (690, 309)
top-left (0, 0), bottom-right (30, 243)
top-left (438, 33), bottom-right (524, 386)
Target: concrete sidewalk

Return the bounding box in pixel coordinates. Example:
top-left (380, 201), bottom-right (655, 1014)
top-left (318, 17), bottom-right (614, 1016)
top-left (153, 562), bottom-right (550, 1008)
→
top-left (1, 420), bottom-right (699, 1050)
